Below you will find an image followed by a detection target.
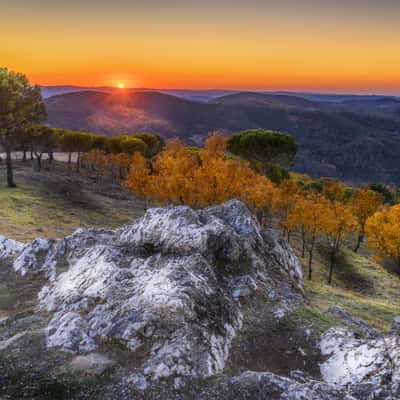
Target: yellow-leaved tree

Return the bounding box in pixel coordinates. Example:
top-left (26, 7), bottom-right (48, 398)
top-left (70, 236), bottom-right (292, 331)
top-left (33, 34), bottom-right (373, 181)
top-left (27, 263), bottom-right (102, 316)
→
top-left (149, 139), bottom-right (198, 205)
top-left (322, 179), bottom-right (346, 202)
top-left (351, 187), bottom-right (383, 252)
top-left (244, 174), bottom-right (279, 227)
top-left (124, 132), bottom-right (279, 220)
top-left (321, 201), bottom-right (357, 284)
top-left (285, 192), bottom-right (329, 280)
top-left (365, 204), bottom-right (400, 271)
top-left (274, 180), bottom-right (302, 241)
top-left (124, 152), bottom-right (151, 207)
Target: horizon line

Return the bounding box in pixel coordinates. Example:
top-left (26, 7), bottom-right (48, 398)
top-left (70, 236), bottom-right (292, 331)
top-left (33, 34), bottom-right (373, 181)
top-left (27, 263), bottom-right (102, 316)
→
top-left (39, 85), bottom-right (400, 97)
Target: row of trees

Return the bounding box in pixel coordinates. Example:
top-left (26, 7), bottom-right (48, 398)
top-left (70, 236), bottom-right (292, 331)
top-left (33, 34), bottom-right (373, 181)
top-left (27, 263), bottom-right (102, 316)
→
top-left (280, 180), bottom-right (383, 283)
top-left (123, 132), bottom-right (397, 284)
top-left (12, 127), bottom-right (162, 176)
top-left (0, 67), bottom-right (164, 187)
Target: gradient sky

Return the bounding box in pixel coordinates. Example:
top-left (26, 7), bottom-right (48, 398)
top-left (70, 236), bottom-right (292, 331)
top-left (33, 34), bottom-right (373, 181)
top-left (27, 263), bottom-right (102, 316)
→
top-left (1, 0), bottom-right (400, 93)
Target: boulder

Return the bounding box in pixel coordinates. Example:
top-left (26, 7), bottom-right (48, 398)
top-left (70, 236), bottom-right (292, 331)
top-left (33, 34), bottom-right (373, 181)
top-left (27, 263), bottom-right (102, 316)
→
top-left (1, 200), bottom-right (303, 382)
top-left (324, 306), bottom-right (381, 338)
top-left (319, 326), bottom-right (400, 397)
top-left (209, 371), bottom-right (357, 400)
top-left (0, 236), bottom-right (23, 259)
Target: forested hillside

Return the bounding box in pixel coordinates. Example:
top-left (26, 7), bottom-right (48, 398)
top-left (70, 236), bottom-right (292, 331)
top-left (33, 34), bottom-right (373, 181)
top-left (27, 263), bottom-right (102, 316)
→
top-left (45, 90), bottom-right (400, 185)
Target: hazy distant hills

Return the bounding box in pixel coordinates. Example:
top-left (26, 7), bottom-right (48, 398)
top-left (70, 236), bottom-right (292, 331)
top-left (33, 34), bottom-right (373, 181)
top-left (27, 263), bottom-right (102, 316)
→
top-left (40, 86), bottom-right (234, 103)
top-left (44, 89), bottom-right (400, 185)
top-left (40, 85), bottom-right (398, 104)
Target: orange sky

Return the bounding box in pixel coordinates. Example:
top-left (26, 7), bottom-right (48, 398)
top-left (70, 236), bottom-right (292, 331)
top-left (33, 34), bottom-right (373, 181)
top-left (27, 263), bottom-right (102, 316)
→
top-left (1, 0), bottom-right (400, 93)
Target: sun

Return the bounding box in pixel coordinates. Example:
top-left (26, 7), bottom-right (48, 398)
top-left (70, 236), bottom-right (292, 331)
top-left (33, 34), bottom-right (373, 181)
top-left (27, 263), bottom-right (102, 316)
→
top-left (117, 82), bottom-right (125, 89)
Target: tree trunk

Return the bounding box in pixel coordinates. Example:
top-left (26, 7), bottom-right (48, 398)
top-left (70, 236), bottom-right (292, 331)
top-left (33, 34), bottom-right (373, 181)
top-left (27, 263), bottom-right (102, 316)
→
top-left (111, 168), bottom-right (115, 184)
top-left (301, 227), bottom-right (306, 258)
top-left (328, 249), bottom-right (335, 285)
top-left (32, 153), bottom-right (42, 172)
top-left (6, 147), bottom-right (16, 188)
top-left (354, 230), bottom-right (364, 253)
top-left (308, 251), bottom-right (313, 280)
top-left (76, 152), bottom-right (80, 173)
top-left (68, 152), bottom-right (72, 171)
top-left (308, 239), bottom-right (315, 280)
top-left (37, 154), bottom-right (42, 171)
top-left (22, 149), bottom-right (27, 162)
top-left (48, 151), bottom-right (54, 163)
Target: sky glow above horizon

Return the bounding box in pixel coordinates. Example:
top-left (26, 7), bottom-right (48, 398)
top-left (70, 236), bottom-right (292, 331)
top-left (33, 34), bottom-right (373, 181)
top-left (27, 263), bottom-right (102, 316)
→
top-left (1, 0), bottom-right (400, 94)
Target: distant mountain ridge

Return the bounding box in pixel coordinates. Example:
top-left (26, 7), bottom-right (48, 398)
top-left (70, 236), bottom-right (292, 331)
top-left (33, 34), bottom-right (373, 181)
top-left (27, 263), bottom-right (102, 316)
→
top-left (40, 86), bottom-right (399, 103)
top-left (45, 89), bottom-right (400, 186)
top-left (40, 86), bottom-right (235, 102)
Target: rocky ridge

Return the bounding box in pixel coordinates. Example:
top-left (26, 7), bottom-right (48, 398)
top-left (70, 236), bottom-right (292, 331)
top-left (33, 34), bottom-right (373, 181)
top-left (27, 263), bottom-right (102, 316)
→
top-left (0, 200), bottom-right (399, 399)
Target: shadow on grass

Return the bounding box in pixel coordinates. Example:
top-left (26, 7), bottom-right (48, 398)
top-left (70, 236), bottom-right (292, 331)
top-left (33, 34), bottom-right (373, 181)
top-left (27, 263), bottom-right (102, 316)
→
top-left (381, 259), bottom-right (400, 278)
top-left (316, 243), bottom-right (376, 296)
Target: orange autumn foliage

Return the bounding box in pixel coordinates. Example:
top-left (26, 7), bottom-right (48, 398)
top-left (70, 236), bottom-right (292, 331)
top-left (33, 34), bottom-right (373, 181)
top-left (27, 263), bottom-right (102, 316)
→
top-left (83, 149), bottom-right (133, 181)
top-left (124, 133), bottom-right (278, 218)
top-left (284, 191), bottom-right (329, 279)
top-left (366, 205), bottom-right (400, 269)
top-left (124, 152), bottom-right (151, 200)
top-left (323, 179), bottom-right (346, 202)
top-left (274, 180), bottom-right (302, 232)
top-left (351, 188), bottom-right (383, 252)
top-left (321, 201), bottom-right (357, 284)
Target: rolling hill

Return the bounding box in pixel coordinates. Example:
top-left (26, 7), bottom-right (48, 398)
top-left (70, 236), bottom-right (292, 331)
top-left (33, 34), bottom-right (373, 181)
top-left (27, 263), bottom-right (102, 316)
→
top-left (45, 90), bottom-right (400, 185)
top-left (40, 86), bottom-right (235, 102)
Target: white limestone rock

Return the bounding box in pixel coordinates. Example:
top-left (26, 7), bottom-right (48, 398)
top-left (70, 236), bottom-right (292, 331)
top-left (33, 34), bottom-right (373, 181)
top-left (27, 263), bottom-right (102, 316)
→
top-left (13, 238), bottom-right (58, 280)
top-left (263, 229), bottom-right (304, 293)
top-left (223, 371), bottom-right (356, 400)
top-left (0, 236), bottom-right (24, 259)
top-left (319, 326), bottom-right (400, 389)
top-left (6, 200), bottom-right (303, 382)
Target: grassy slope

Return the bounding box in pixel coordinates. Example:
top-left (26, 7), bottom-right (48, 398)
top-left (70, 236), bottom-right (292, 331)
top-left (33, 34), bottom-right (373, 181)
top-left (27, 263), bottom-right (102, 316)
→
top-left (290, 235), bottom-right (400, 332)
top-left (1, 162), bottom-right (399, 332)
top-left (0, 161), bottom-right (143, 241)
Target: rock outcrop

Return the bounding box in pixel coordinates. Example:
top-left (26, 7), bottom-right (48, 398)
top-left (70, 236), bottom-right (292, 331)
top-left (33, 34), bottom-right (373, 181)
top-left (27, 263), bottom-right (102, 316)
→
top-left (319, 324), bottom-right (400, 399)
top-left (0, 236), bottom-right (23, 259)
top-left (0, 200), bottom-right (303, 384)
top-left (200, 371), bottom-right (357, 400)
top-left (1, 200), bottom-right (399, 399)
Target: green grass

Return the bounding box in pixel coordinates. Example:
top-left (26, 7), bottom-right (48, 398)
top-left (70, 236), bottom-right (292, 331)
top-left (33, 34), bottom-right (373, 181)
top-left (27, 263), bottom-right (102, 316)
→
top-left (0, 163), bottom-right (143, 242)
top-left (0, 185), bottom-right (133, 241)
top-left (293, 307), bottom-right (339, 333)
top-left (289, 233), bottom-right (400, 332)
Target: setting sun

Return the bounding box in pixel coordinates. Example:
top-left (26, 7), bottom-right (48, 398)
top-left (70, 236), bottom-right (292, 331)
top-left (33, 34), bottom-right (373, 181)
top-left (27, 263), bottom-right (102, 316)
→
top-left (117, 83), bottom-right (125, 89)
